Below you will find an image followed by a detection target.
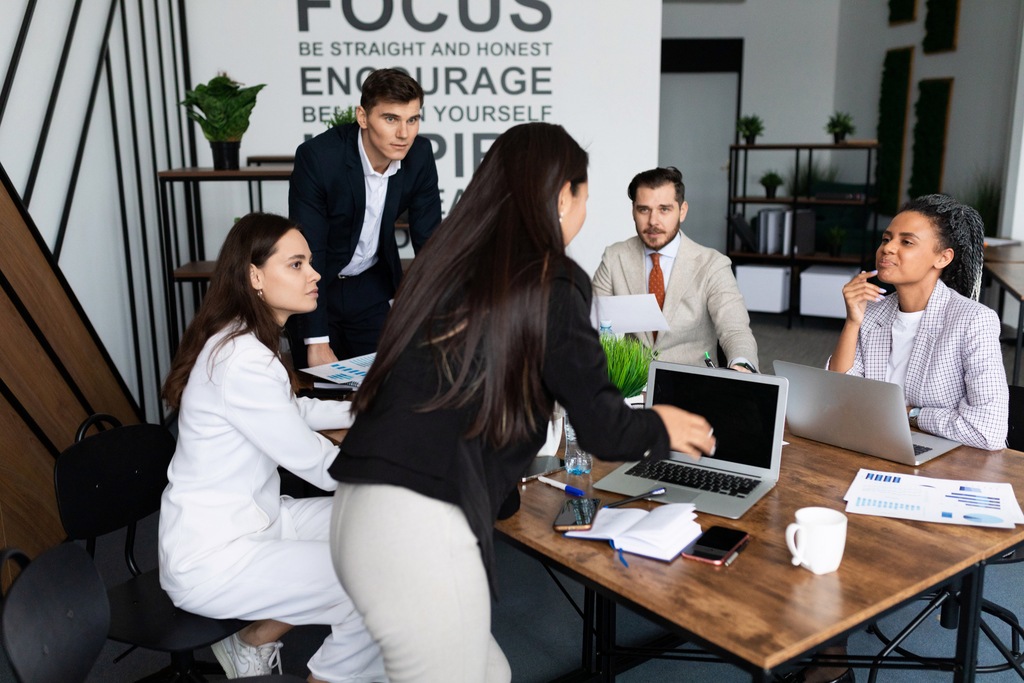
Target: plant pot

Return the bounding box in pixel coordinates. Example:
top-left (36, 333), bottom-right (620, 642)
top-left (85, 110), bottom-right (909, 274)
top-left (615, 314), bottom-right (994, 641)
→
top-left (828, 243), bottom-right (843, 258)
top-left (210, 141), bottom-right (241, 170)
top-left (832, 132), bottom-right (847, 144)
top-left (764, 185), bottom-right (778, 199)
top-left (744, 134), bottom-right (757, 145)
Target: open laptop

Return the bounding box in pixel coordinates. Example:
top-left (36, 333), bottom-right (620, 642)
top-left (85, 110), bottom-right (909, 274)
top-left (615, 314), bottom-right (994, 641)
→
top-left (594, 361), bottom-right (789, 520)
top-left (773, 360), bottom-right (960, 466)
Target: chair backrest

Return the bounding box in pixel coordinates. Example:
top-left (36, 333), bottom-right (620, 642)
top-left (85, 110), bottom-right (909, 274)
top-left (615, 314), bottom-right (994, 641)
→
top-left (54, 417), bottom-right (175, 545)
top-left (1, 544), bottom-right (110, 683)
top-left (1008, 385), bottom-right (1024, 452)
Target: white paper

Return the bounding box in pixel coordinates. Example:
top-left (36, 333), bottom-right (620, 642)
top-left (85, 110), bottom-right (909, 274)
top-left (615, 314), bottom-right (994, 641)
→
top-left (301, 352), bottom-right (376, 387)
top-left (591, 294), bottom-right (670, 334)
top-left (565, 503), bottom-right (701, 562)
top-left (843, 468), bottom-right (1024, 528)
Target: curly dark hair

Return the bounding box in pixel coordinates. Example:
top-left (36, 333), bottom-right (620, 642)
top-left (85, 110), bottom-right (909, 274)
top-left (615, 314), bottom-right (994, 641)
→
top-left (899, 194), bottom-right (985, 301)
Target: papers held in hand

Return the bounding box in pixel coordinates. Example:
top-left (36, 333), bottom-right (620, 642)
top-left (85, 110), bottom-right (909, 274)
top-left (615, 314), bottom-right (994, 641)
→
top-left (301, 352), bottom-right (376, 389)
top-left (564, 503), bottom-right (701, 562)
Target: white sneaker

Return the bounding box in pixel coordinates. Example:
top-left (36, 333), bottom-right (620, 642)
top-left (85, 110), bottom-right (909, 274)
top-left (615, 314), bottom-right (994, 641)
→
top-left (211, 632), bottom-right (284, 678)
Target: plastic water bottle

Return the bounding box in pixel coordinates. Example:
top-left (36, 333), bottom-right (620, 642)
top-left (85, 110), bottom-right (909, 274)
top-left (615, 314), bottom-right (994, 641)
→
top-left (564, 418), bottom-right (592, 475)
top-left (599, 320), bottom-right (613, 338)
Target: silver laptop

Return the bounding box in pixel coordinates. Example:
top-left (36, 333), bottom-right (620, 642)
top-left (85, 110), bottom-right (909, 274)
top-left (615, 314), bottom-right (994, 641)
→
top-left (773, 360), bottom-right (960, 466)
top-left (594, 361), bottom-right (789, 520)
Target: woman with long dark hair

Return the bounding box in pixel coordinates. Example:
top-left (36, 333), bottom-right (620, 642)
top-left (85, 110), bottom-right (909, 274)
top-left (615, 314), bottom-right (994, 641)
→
top-left (160, 213), bottom-right (384, 682)
top-left (830, 194), bottom-right (1007, 450)
top-left (328, 122), bottom-right (716, 681)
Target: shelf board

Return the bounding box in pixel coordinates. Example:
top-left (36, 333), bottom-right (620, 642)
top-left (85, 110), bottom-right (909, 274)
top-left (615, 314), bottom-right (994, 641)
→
top-left (727, 252), bottom-right (863, 266)
top-left (730, 141), bottom-right (879, 150)
top-left (730, 196), bottom-right (876, 206)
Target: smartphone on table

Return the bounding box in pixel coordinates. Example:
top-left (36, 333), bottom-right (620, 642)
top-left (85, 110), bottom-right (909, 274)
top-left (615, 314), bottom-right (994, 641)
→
top-left (552, 497), bottom-right (601, 532)
top-left (681, 525), bottom-right (750, 566)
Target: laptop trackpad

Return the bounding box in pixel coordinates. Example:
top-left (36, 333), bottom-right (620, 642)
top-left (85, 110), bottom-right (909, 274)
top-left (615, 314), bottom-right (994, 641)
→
top-left (660, 488), bottom-right (701, 505)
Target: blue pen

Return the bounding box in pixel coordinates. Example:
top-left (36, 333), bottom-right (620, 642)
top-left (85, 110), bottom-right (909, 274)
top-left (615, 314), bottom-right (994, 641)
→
top-left (538, 475), bottom-right (585, 497)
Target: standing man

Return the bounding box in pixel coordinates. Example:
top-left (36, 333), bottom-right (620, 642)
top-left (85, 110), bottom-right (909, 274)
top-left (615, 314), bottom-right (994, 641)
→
top-left (592, 166), bottom-right (758, 371)
top-left (289, 68), bottom-right (442, 367)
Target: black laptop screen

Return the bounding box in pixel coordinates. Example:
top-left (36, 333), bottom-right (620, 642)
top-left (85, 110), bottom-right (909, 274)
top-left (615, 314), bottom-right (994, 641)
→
top-left (651, 368), bottom-right (780, 470)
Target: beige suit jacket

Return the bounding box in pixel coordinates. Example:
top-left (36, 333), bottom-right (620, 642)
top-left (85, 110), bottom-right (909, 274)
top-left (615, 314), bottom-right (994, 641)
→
top-left (592, 233), bottom-right (758, 368)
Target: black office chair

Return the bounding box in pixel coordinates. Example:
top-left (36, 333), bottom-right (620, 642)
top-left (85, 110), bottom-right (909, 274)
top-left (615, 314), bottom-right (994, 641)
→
top-left (1, 544), bottom-right (109, 683)
top-left (52, 414), bottom-right (305, 682)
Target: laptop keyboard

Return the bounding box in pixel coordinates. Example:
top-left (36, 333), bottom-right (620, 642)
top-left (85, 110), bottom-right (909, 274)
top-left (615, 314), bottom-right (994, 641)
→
top-left (913, 444), bottom-right (932, 455)
top-left (625, 460), bottom-right (760, 498)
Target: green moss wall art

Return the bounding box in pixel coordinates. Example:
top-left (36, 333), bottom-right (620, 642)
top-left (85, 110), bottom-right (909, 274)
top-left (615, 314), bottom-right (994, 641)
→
top-left (923, 0), bottom-right (959, 53)
top-left (876, 47), bottom-right (913, 215)
top-left (889, 0), bottom-right (916, 24)
top-left (908, 78), bottom-right (953, 198)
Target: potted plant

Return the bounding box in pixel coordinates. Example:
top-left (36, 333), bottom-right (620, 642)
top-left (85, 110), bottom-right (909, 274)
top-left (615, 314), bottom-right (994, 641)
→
top-left (325, 105), bottom-right (357, 128)
top-left (826, 225), bottom-right (847, 257)
top-left (825, 111), bottom-right (856, 144)
top-left (180, 73), bottom-right (266, 170)
top-left (759, 170), bottom-right (784, 199)
top-left (737, 115), bottom-right (765, 145)
top-left (600, 335), bottom-right (655, 399)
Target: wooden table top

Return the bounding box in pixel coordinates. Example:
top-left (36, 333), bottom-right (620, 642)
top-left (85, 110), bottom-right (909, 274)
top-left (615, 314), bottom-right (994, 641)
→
top-left (983, 261), bottom-right (1024, 300)
top-left (495, 434), bottom-right (1024, 671)
top-left (984, 244), bottom-right (1024, 263)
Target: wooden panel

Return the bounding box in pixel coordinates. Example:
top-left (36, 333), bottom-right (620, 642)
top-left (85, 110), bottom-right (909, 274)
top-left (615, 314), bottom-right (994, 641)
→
top-left (0, 178), bottom-right (139, 434)
top-left (0, 165), bottom-right (141, 572)
top-left (0, 393), bottom-right (65, 588)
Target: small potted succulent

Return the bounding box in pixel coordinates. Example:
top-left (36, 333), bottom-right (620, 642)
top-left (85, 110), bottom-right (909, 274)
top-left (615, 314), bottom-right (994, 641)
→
top-left (826, 111), bottom-right (856, 144)
top-left (826, 225), bottom-right (847, 257)
top-left (180, 73), bottom-right (266, 170)
top-left (325, 105), bottom-right (357, 128)
top-left (759, 170), bottom-right (784, 199)
top-left (737, 115), bottom-right (765, 145)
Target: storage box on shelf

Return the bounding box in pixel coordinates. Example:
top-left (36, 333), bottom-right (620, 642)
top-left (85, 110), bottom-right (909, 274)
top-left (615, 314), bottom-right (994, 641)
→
top-left (736, 265), bottom-right (790, 313)
top-left (799, 265), bottom-right (859, 319)
top-left (725, 141), bottom-right (879, 326)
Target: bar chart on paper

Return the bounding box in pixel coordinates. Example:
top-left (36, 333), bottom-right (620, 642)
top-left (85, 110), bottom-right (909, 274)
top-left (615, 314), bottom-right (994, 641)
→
top-left (301, 353), bottom-right (376, 388)
top-left (843, 468), bottom-right (1024, 528)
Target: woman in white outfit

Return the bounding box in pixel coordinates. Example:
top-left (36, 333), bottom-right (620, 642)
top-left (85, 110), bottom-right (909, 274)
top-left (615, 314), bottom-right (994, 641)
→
top-left (159, 213), bottom-right (385, 682)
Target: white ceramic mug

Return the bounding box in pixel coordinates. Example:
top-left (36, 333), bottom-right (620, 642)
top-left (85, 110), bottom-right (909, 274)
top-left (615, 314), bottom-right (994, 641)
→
top-left (785, 507), bottom-right (847, 575)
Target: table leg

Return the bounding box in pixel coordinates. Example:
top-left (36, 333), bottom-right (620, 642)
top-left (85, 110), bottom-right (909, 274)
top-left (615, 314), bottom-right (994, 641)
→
top-left (582, 587), bottom-right (595, 673)
top-left (1015, 304), bottom-right (1022, 385)
top-left (596, 594), bottom-right (616, 682)
top-left (953, 565), bottom-right (983, 683)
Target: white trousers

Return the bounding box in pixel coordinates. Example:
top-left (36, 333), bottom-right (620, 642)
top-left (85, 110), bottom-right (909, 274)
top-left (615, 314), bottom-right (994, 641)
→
top-left (172, 497), bottom-right (386, 683)
top-left (330, 483), bottom-right (512, 683)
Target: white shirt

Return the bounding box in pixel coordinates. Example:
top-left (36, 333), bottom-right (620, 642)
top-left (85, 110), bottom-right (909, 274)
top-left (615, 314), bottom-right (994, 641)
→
top-left (886, 308), bottom-right (924, 390)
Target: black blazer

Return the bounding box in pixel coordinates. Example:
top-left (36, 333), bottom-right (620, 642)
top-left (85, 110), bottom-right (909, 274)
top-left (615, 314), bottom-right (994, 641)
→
top-left (288, 123), bottom-right (442, 338)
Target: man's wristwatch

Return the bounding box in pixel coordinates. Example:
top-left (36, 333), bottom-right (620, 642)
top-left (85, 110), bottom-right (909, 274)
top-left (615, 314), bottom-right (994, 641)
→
top-left (908, 407), bottom-right (922, 429)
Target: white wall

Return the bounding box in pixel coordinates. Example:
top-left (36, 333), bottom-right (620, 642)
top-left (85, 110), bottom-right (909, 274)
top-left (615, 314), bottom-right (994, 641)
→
top-left (834, 0), bottom-right (1022, 229)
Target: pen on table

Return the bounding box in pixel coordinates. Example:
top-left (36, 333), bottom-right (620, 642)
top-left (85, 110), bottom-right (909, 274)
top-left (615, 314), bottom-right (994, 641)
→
top-left (603, 488), bottom-right (666, 508)
top-left (537, 475), bottom-right (585, 497)
top-left (704, 351), bottom-right (716, 368)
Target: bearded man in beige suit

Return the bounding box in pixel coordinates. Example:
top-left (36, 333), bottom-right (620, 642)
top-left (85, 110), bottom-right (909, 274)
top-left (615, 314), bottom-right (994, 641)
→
top-left (592, 167), bottom-right (758, 371)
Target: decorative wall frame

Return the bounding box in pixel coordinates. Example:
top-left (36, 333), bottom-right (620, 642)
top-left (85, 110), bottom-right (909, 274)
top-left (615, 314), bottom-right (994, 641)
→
top-left (888, 0), bottom-right (917, 24)
top-left (908, 78), bottom-right (954, 198)
top-left (923, 0), bottom-right (960, 53)
top-left (876, 47), bottom-right (914, 215)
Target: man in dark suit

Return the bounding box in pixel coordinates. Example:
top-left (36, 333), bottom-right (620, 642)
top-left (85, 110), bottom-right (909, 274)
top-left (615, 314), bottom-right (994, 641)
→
top-left (289, 68), bottom-right (441, 367)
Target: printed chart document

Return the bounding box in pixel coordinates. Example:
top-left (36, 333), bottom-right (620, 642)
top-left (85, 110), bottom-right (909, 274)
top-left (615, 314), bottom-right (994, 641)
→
top-left (565, 503), bottom-right (701, 561)
top-left (591, 295), bottom-right (670, 334)
top-left (843, 468), bottom-right (1024, 528)
top-left (301, 352), bottom-right (376, 389)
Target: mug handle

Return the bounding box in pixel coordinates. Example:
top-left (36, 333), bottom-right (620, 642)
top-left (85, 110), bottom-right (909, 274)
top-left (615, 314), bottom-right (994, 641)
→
top-left (785, 523), bottom-right (803, 566)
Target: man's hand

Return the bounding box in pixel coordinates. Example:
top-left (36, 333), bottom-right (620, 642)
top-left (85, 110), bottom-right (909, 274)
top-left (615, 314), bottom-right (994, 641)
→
top-left (306, 343), bottom-right (338, 368)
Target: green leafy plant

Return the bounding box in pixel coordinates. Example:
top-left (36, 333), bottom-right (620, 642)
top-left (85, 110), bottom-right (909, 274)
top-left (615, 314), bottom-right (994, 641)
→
top-left (785, 159), bottom-right (839, 198)
top-left (826, 225), bottom-right (847, 256)
top-left (325, 105), bottom-right (357, 128)
top-left (759, 170), bottom-right (784, 188)
top-left (737, 114), bottom-right (765, 143)
top-left (180, 73), bottom-right (266, 142)
top-left (825, 111), bottom-right (856, 138)
top-left (601, 335), bottom-right (655, 399)
top-left (957, 170), bottom-right (1002, 237)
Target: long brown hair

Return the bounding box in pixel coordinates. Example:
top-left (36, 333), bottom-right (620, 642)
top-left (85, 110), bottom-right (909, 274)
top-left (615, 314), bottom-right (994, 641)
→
top-left (162, 213), bottom-right (297, 409)
top-left (352, 122), bottom-right (589, 447)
